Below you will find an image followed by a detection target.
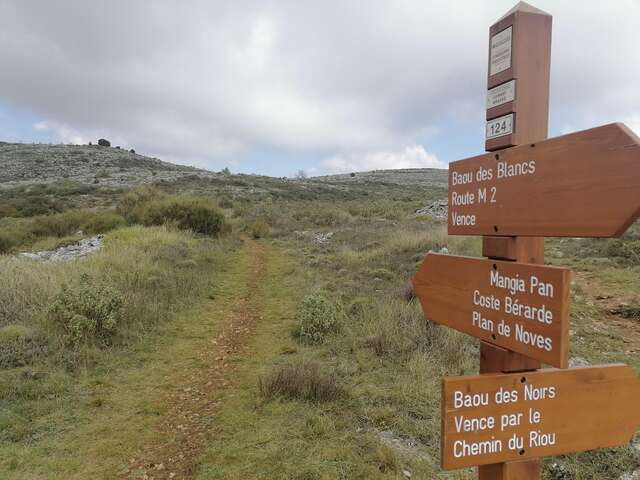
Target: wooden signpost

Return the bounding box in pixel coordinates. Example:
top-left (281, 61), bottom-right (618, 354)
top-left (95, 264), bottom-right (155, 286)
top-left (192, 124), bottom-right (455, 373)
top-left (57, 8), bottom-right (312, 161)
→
top-left (412, 254), bottom-right (570, 368)
top-left (449, 123), bottom-right (640, 237)
top-left (442, 365), bottom-right (640, 470)
top-left (411, 2), bottom-right (640, 479)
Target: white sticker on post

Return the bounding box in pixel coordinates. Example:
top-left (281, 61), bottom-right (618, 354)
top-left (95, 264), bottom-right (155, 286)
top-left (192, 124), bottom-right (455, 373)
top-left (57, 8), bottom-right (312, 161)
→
top-left (487, 80), bottom-right (516, 109)
top-left (486, 113), bottom-right (514, 140)
top-left (490, 26), bottom-right (512, 76)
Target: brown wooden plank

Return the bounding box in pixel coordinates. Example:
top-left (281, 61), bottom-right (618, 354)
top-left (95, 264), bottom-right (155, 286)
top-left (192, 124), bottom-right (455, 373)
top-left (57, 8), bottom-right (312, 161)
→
top-left (449, 123), bottom-right (640, 237)
top-left (482, 236), bottom-right (544, 263)
top-left (480, 3), bottom-right (551, 478)
top-left (481, 235), bottom-right (544, 479)
top-left (413, 253), bottom-right (570, 367)
top-left (441, 365), bottom-right (640, 470)
top-left (480, 342), bottom-right (540, 374)
top-left (479, 458), bottom-right (541, 479)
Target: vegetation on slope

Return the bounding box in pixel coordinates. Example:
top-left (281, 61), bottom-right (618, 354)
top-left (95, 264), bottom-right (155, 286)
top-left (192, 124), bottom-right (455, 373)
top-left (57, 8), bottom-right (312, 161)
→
top-left (0, 187), bottom-right (226, 253)
top-left (0, 149), bottom-right (638, 479)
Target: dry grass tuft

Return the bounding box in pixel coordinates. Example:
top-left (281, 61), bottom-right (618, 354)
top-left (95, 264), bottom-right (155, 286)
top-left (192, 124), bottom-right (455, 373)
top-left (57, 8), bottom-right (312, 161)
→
top-left (385, 227), bottom-right (447, 254)
top-left (259, 361), bottom-right (344, 403)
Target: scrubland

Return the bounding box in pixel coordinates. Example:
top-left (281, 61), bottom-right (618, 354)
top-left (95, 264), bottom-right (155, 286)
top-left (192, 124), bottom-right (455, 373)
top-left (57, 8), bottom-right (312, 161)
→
top-left (0, 168), bottom-right (638, 479)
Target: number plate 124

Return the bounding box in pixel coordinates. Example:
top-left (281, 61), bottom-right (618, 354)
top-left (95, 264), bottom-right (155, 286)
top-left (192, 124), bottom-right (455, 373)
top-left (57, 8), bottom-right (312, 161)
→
top-left (486, 113), bottom-right (514, 139)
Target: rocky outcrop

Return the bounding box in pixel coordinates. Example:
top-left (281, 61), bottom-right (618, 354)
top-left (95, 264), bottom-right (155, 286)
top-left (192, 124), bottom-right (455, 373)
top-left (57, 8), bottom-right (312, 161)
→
top-left (414, 199), bottom-right (448, 220)
top-left (315, 168), bottom-right (448, 188)
top-left (0, 143), bottom-right (216, 189)
top-left (19, 235), bottom-right (103, 262)
top-left (294, 231), bottom-right (335, 244)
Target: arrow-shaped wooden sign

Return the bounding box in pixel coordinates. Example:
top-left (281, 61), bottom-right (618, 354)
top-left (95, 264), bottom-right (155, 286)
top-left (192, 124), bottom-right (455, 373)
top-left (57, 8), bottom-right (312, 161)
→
top-left (448, 123), bottom-right (640, 237)
top-left (412, 253), bottom-right (571, 368)
top-left (441, 364), bottom-right (640, 470)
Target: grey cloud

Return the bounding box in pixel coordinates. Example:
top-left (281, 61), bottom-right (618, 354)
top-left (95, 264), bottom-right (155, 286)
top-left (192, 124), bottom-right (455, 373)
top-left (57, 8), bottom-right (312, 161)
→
top-left (0, 0), bottom-right (638, 171)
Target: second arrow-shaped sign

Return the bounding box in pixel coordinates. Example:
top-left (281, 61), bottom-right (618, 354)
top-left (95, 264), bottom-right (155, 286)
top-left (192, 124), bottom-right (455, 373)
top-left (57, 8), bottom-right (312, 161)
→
top-left (413, 253), bottom-right (571, 368)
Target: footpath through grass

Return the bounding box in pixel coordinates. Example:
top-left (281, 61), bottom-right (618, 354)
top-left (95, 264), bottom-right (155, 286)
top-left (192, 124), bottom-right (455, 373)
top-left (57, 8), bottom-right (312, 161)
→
top-left (0, 233), bottom-right (251, 479)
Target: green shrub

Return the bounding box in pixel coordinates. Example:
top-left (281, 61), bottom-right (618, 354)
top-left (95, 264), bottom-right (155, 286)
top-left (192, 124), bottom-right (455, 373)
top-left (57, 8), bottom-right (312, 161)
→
top-left (0, 205), bottom-right (18, 218)
top-left (604, 239), bottom-right (640, 264)
top-left (250, 218), bottom-right (270, 239)
top-left (1, 210), bottom-right (126, 251)
top-left (48, 278), bottom-right (124, 348)
top-left (295, 292), bottom-right (340, 344)
top-left (293, 207), bottom-right (351, 227)
top-left (31, 210), bottom-right (86, 238)
top-left (0, 325), bottom-right (47, 368)
top-left (614, 303), bottom-right (640, 319)
top-left (259, 361), bottom-right (344, 402)
top-left (119, 189), bottom-right (225, 236)
top-left (116, 187), bottom-right (163, 219)
top-left (83, 212), bottom-right (126, 234)
top-left (218, 196), bottom-right (234, 209)
top-left (142, 197), bottom-right (225, 235)
top-left (0, 324), bottom-right (33, 342)
top-left (0, 231), bottom-right (19, 254)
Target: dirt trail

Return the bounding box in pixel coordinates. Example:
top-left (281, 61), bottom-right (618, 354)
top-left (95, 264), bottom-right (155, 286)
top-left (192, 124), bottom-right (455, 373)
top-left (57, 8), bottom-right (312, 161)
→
top-left (121, 240), bottom-right (268, 480)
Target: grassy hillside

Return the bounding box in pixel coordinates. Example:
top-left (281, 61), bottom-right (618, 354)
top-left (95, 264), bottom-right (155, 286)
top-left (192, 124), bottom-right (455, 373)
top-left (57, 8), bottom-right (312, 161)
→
top-left (0, 145), bottom-right (638, 479)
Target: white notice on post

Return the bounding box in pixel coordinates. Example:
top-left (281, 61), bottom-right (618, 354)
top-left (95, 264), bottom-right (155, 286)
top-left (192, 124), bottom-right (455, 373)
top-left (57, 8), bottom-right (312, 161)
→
top-left (490, 26), bottom-right (512, 76)
top-left (487, 80), bottom-right (516, 109)
top-left (486, 114), bottom-right (514, 140)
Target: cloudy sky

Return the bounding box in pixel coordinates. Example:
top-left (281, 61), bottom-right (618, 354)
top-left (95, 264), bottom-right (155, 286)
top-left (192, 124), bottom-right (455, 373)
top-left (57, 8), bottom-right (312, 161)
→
top-left (0, 1), bottom-right (639, 176)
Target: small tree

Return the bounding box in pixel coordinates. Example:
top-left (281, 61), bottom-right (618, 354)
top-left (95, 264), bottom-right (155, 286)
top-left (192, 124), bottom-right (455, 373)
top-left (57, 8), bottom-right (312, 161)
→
top-left (221, 167), bottom-right (231, 175)
top-left (295, 169), bottom-right (307, 179)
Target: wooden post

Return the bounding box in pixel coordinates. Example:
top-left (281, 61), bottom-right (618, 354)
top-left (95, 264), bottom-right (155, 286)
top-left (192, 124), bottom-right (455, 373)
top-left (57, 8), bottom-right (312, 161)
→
top-left (479, 3), bottom-right (551, 479)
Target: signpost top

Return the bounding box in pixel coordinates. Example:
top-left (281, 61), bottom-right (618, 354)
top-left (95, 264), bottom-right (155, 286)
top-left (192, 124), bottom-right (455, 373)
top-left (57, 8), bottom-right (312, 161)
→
top-left (495, 1), bottom-right (550, 22)
top-left (486, 1), bottom-right (552, 151)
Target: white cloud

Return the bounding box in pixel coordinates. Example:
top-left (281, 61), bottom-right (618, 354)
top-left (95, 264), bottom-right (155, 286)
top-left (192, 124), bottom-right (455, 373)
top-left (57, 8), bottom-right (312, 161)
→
top-left (32, 120), bottom-right (86, 145)
top-left (1, 1), bottom-right (639, 174)
top-left (321, 145), bottom-right (445, 174)
top-left (624, 115), bottom-right (640, 137)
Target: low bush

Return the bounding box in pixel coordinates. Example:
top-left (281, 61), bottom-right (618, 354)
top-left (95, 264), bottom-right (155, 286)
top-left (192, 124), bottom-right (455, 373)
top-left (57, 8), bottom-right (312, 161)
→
top-left (0, 205), bottom-right (18, 218)
top-left (83, 212), bottom-right (126, 234)
top-left (250, 218), bottom-right (270, 239)
top-left (0, 230), bottom-right (20, 254)
top-left (375, 445), bottom-right (399, 473)
top-left (142, 197), bottom-right (224, 235)
top-left (346, 200), bottom-right (405, 220)
top-left (614, 303), bottom-right (640, 319)
top-left (116, 187), bottom-right (162, 218)
top-left (385, 228), bottom-right (447, 254)
top-left (118, 188), bottom-right (226, 236)
top-left (48, 278), bottom-right (124, 348)
top-left (0, 209), bottom-right (128, 253)
top-left (259, 361), bottom-right (344, 402)
top-left (294, 292), bottom-right (340, 344)
top-left (218, 196), bottom-right (234, 209)
top-left (292, 206), bottom-right (351, 227)
top-left (0, 325), bottom-right (48, 368)
top-left (604, 239), bottom-right (640, 264)
top-left (358, 297), bottom-right (474, 371)
top-left (0, 226), bottom-right (227, 367)
top-left (30, 210), bottom-right (86, 238)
